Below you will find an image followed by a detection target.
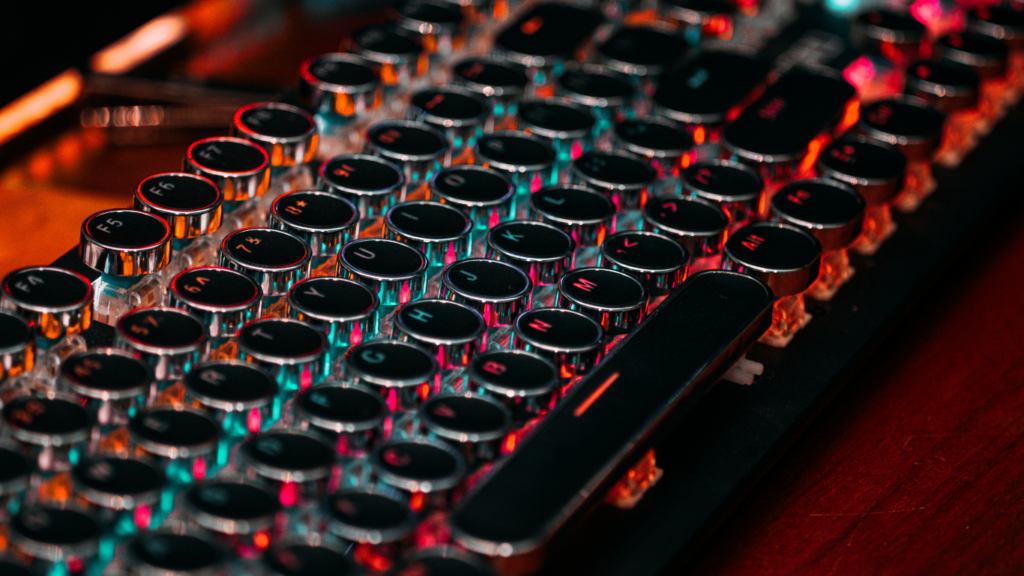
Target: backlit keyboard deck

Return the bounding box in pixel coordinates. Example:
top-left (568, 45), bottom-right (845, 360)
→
top-left (2, 0), bottom-right (1024, 574)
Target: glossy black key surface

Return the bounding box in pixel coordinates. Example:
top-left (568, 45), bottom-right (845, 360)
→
top-left (467, 349), bottom-right (559, 400)
top-left (187, 137), bottom-right (269, 175)
top-left (442, 259), bottom-right (532, 307)
top-left (326, 487), bottom-right (417, 543)
top-left (557, 64), bottom-right (634, 110)
top-left (600, 230), bottom-right (688, 295)
top-left (495, 3), bottom-right (604, 66)
top-left (475, 132), bottom-right (554, 172)
top-left (296, 383), bottom-right (387, 433)
top-left (60, 348), bottom-right (152, 400)
top-left (487, 220), bottom-right (575, 285)
top-left (237, 318), bottom-right (327, 364)
top-left (816, 136), bottom-right (907, 204)
top-left (235, 102), bottom-right (317, 142)
top-left (221, 228), bottom-right (312, 273)
top-left (642, 196), bottom-right (728, 256)
top-left (339, 238), bottom-right (428, 282)
top-left (518, 100), bottom-right (594, 141)
top-left (263, 542), bottom-right (358, 576)
top-left (395, 299), bottom-right (486, 347)
top-left (723, 222), bottom-right (821, 296)
top-left (385, 201), bottom-right (472, 244)
top-left (451, 271), bottom-right (773, 555)
top-left (557, 267), bottom-right (647, 333)
top-left (185, 360), bottom-right (278, 410)
top-left (345, 339), bottom-right (438, 387)
top-left (289, 277), bottom-right (379, 325)
top-left (454, 58), bottom-right (529, 99)
top-left (130, 407), bottom-right (220, 457)
top-left (243, 431), bottom-right (334, 481)
top-left (367, 121), bottom-right (448, 162)
top-left (430, 165), bottom-right (514, 209)
top-left (302, 54), bottom-right (378, 90)
top-left (654, 51), bottom-right (769, 126)
top-left (135, 173), bottom-right (222, 216)
top-left (272, 190), bottom-right (359, 237)
top-left (420, 393), bottom-right (512, 444)
top-left (857, 97), bottom-right (945, 161)
top-left (615, 118), bottom-right (693, 161)
top-left (411, 88), bottom-right (489, 130)
top-left (171, 267), bottom-right (262, 313)
top-left (11, 506), bottom-right (100, 559)
top-left (771, 179), bottom-right (865, 251)
top-left (905, 60), bottom-right (981, 113)
top-left (937, 32), bottom-right (1008, 78)
top-left (127, 533), bottom-right (224, 574)
top-left (372, 437), bottom-right (467, 492)
top-left (598, 26), bottom-right (689, 76)
top-left (352, 24), bottom-right (420, 63)
top-left (3, 395), bottom-right (90, 446)
top-left (319, 154), bottom-right (404, 199)
top-left (574, 151), bottom-right (656, 192)
top-left (185, 480), bottom-right (280, 532)
top-left (73, 456), bottom-right (165, 508)
top-left (118, 307), bottom-right (206, 354)
top-left (2, 266), bottom-right (92, 314)
top-left (682, 159), bottom-right (763, 207)
top-left (529, 185), bottom-right (615, 243)
top-left (512, 307), bottom-right (604, 361)
top-left (81, 208), bottom-right (170, 251)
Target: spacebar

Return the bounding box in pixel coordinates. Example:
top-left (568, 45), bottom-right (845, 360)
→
top-left (451, 270), bottom-right (774, 558)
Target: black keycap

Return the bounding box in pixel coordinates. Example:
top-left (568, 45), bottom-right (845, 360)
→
top-left (184, 480), bottom-right (280, 534)
top-left (572, 151), bottom-right (656, 209)
top-left (495, 3), bottom-right (604, 68)
top-left (3, 395), bottom-right (90, 447)
top-left (905, 60), bottom-right (980, 114)
top-left (681, 159), bottom-right (763, 225)
top-left (11, 506), bottom-right (100, 561)
top-left (394, 298), bottom-right (485, 368)
top-left (518, 99), bottom-right (595, 142)
top-left (127, 532), bottom-right (225, 575)
top-left (337, 238), bottom-right (428, 306)
top-left (614, 118), bottom-right (693, 175)
top-left (371, 437), bottom-right (467, 495)
top-left (513, 308), bottom-right (604, 376)
top-left (969, 5), bottom-right (1024, 51)
top-left (295, 383), bottom-right (387, 435)
top-left (598, 26), bottom-right (689, 77)
top-left (184, 137), bottom-right (270, 202)
top-left (466, 349), bottom-right (559, 419)
top-left (770, 179), bottom-right (866, 253)
top-left (441, 259), bottom-right (532, 326)
top-left (242, 430), bottom-right (335, 482)
top-left (345, 339), bottom-right (438, 411)
top-left (475, 131), bottom-right (555, 177)
top-left (853, 9), bottom-right (927, 64)
top-left (168, 267), bottom-right (262, 338)
top-left (236, 318), bottom-right (327, 381)
top-left (184, 360), bottom-right (279, 413)
top-left (557, 63), bottom-right (634, 112)
top-left (325, 487), bottom-right (417, 544)
top-left (454, 57), bottom-right (530, 101)
top-left (79, 208), bottom-right (171, 277)
top-left (263, 542), bottom-right (359, 576)
top-left (653, 50), bottom-right (769, 127)
top-left (117, 307), bottom-right (206, 381)
top-left (384, 201), bottom-right (472, 265)
top-left (857, 96), bottom-right (945, 162)
top-left (73, 456), bottom-right (165, 509)
top-left (816, 135), bottom-right (907, 206)
top-left (134, 173), bottom-right (223, 239)
top-left (420, 392), bottom-right (512, 465)
top-left (220, 228), bottom-right (312, 297)
top-left (428, 165), bottom-right (514, 226)
top-left (529, 185), bottom-right (615, 246)
top-left (319, 154), bottom-right (405, 219)
top-left (600, 230), bottom-right (688, 296)
top-left (937, 32), bottom-right (1008, 79)
top-left (2, 266), bottom-right (92, 340)
top-left (557, 267), bottom-right (647, 334)
top-left (270, 190), bottom-right (359, 260)
top-left (0, 311), bottom-right (32, 384)
top-left (723, 222), bottom-right (822, 297)
top-left (60, 348), bottom-right (152, 402)
top-left (487, 220), bottom-right (575, 286)
top-left (129, 407), bottom-right (221, 459)
top-left (288, 277), bottom-right (379, 348)
top-left (642, 196), bottom-right (728, 258)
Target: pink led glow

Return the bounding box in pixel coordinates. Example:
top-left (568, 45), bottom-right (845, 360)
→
top-left (247, 408), bottom-right (262, 432)
top-left (279, 481), bottom-right (299, 507)
top-left (193, 457), bottom-right (207, 480)
top-left (134, 505), bottom-right (152, 529)
top-left (843, 55), bottom-right (877, 94)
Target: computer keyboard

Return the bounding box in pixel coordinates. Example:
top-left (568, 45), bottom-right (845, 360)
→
top-left (2, 0), bottom-right (1024, 574)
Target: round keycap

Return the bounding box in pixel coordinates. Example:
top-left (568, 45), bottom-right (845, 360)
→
top-left (233, 102), bottom-right (318, 167)
top-left (441, 259), bottom-right (532, 326)
top-left (529, 185), bottom-right (615, 246)
top-left (185, 137), bottom-right (270, 202)
top-left (345, 340), bottom-right (438, 390)
top-left (487, 220), bottom-right (575, 286)
top-left (513, 308), bottom-right (604, 375)
top-left (2, 266), bottom-right (92, 339)
top-left (185, 480), bottom-right (280, 534)
top-left (338, 238), bottom-right (428, 299)
top-left (72, 456), bottom-right (165, 510)
top-left (518, 99), bottom-right (594, 141)
top-left (352, 25), bottom-right (421, 76)
top-left (723, 222), bottom-right (822, 297)
top-left (371, 437), bottom-right (467, 493)
top-left (384, 201), bottom-right (471, 263)
top-left (263, 542), bottom-right (358, 576)
top-left (367, 120), bottom-right (448, 165)
top-left (135, 173), bottom-right (222, 240)
top-left (296, 383), bottom-right (387, 433)
top-left (395, 299), bottom-right (485, 349)
top-left (970, 5), bottom-right (1024, 50)
top-left (573, 151), bottom-right (656, 209)
top-left (221, 228), bottom-right (311, 297)
top-left (615, 118), bottom-right (693, 163)
top-left (299, 53), bottom-right (380, 117)
top-left (429, 165), bottom-right (514, 217)
top-left (601, 230), bottom-right (688, 295)
top-left (411, 88), bottom-right (489, 133)
top-left (80, 208), bottom-right (171, 276)
top-left (557, 267), bottom-right (647, 333)
top-left (325, 487), bottom-right (417, 544)
top-left (319, 154), bottom-right (404, 218)
top-left (169, 267), bottom-right (261, 337)
top-left (598, 26), bottom-right (688, 77)
top-left (288, 277), bottom-right (379, 336)
top-left (127, 532), bottom-right (225, 575)
top-left (0, 446), bottom-right (30, 496)
top-left (817, 136), bottom-right (906, 206)
top-left (654, 51), bottom-right (767, 127)
top-left (854, 9), bottom-right (927, 64)
top-left (130, 407), bottom-right (220, 458)
top-left (118, 307), bottom-right (206, 356)
top-left (11, 506), bottom-right (100, 561)
top-left (475, 131), bottom-right (555, 174)
top-left (642, 196), bottom-right (729, 258)
top-left (237, 318), bottom-right (327, 366)
top-left (4, 395), bottom-right (90, 447)
top-left (454, 58), bottom-right (529, 100)
top-left (771, 179), bottom-right (866, 252)
top-left (396, 547), bottom-right (496, 576)
top-left (682, 159), bottom-right (763, 224)
top-left (557, 63), bottom-right (634, 110)
top-left (857, 96), bottom-right (945, 162)
top-left (243, 430), bottom-right (335, 482)
top-left (905, 60), bottom-right (981, 114)
top-left (938, 32), bottom-right (1008, 79)
top-left (420, 392), bottom-right (512, 444)
top-left (60, 348), bottom-right (151, 401)
top-left (185, 360), bottom-right (278, 412)
top-left (467, 349), bottom-right (559, 400)
top-left (395, 1), bottom-right (463, 52)
top-left (494, 3), bottom-right (603, 69)
top-left (271, 190), bottom-right (358, 261)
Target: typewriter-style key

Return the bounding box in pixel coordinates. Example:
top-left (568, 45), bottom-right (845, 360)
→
top-left (184, 137), bottom-right (271, 202)
top-left (642, 196), bottom-right (727, 271)
top-left (319, 154), bottom-right (405, 220)
top-left (572, 150), bottom-right (656, 210)
top-left (126, 532), bottom-right (225, 576)
top-left (168, 267), bottom-right (261, 338)
top-left (517, 99), bottom-right (594, 166)
top-left (662, 0), bottom-right (734, 40)
top-left (853, 9), bottom-right (928, 66)
top-left (487, 220), bottom-right (575, 286)
top-left (263, 539), bottom-right (358, 576)
top-left (428, 165), bottom-right (514, 229)
top-left (345, 340), bottom-right (438, 411)
top-left (299, 53), bottom-right (381, 119)
top-left (10, 506), bottom-right (100, 566)
top-left (723, 222), bottom-right (821, 347)
top-left (597, 25), bottom-right (689, 85)
top-left (0, 446), bottom-right (31, 504)
top-left (466, 349), bottom-right (559, 419)
top-left (338, 238), bottom-right (428, 307)
top-left (134, 173), bottom-right (222, 240)
top-left (475, 131), bottom-right (555, 201)
top-left (117, 307), bottom-right (206, 382)
top-left (681, 159), bottom-right (763, 227)
top-left (556, 63), bottom-right (634, 132)
top-left (614, 118), bottom-right (693, 186)
top-left (906, 60), bottom-right (981, 167)
top-left (817, 136), bottom-right (905, 253)
top-left (184, 361), bottom-right (278, 436)
top-left (454, 57), bottom-right (530, 126)
top-left (72, 456), bottom-right (165, 513)
top-left (970, 6), bottom-right (1024, 51)
top-left (232, 103), bottom-right (319, 169)
top-left (129, 407), bottom-right (220, 483)
top-left (494, 3), bottom-right (604, 89)
top-left (295, 383), bottom-right (386, 456)
top-left (366, 120), bottom-right (448, 198)
top-left (80, 208), bottom-right (171, 277)
top-left (271, 190), bottom-right (358, 268)
top-left (395, 1), bottom-right (465, 58)
top-left (441, 259), bottom-right (532, 327)
top-left (653, 51), bottom-right (769, 141)
top-left (289, 277), bottom-right (379, 351)
top-left (771, 179), bottom-right (865, 300)
top-left (0, 311), bottom-right (33, 384)
top-left (938, 32), bottom-right (1011, 129)
top-left (395, 547), bottom-right (497, 576)
top-left (371, 437), bottom-right (467, 508)
top-left (420, 392), bottom-right (512, 465)
top-left (530, 185), bottom-right (615, 247)
top-left (410, 87), bottom-right (489, 158)
top-left (184, 480), bottom-right (279, 548)
top-left (237, 318), bottom-right (327, 391)
top-left (2, 266), bottom-right (92, 341)
top-left (325, 487), bottom-right (417, 566)
top-left (385, 201), bottom-right (472, 267)
top-left (394, 299), bottom-right (485, 369)
top-left (4, 394), bottom-right (90, 473)
top-left (350, 25), bottom-right (425, 88)
top-left (221, 228), bottom-right (311, 298)
top-left (242, 430), bottom-right (335, 504)
top-left (60, 349), bottom-right (151, 428)
top-left (600, 230), bottom-right (687, 297)
top-left (513, 308), bottom-right (604, 377)
top-left (557, 267), bottom-right (647, 334)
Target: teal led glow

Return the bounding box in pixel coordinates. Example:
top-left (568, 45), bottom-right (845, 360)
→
top-left (46, 563), bottom-right (68, 576)
top-left (494, 103), bottom-right (505, 117)
top-left (68, 447), bottom-right (79, 466)
top-left (825, 0), bottom-right (859, 13)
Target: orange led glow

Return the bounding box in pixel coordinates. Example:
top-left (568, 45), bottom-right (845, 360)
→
top-left (254, 532), bottom-right (270, 549)
top-left (604, 449), bottom-right (661, 508)
top-left (0, 69), bottom-right (81, 147)
top-left (693, 125), bottom-right (706, 145)
top-left (91, 15), bottom-right (189, 75)
top-left (838, 100), bottom-right (860, 134)
top-left (99, 426), bottom-right (131, 456)
top-left (354, 543), bottom-right (392, 572)
top-left (798, 133), bottom-right (832, 177)
top-left (38, 472), bottom-right (73, 504)
top-left (573, 372), bottom-right (620, 417)
top-left (409, 492), bottom-right (426, 512)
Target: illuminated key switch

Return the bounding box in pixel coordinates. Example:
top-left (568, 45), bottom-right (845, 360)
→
top-left (183, 479), bottom-right (279, 556)
top-left (937, 32), bottom-right (1009, 129)
top-left (9, 506), bottom-right (100, 573)
top-left (117, 307), bottom-right (206, 382)
top-left (852, 9), bottom-right (928, 67)
top-left (168, 267), bottom-right (262, 339)
top-left (288, 277), bottom-right (380, 351)
top-left (232, 103), bottom-right (319, 169)
top-left (771, 179), bottom-right (865, 301)
top-left (428, 165), bottom-right (514, 230)
top-left (134, 173), bottom-right (222, 243)
top-left (442, 259), bottom-right (533, 327)
top-left (419, 392), bottom-right (512, 466)
top-left (242, 429), bottom-right (335, 505)
top-left (467, 349), bottom-right (559, 420)
top-left (517, 99), bottom-right (594, 169)
top-left (530, 185), bottom-right (615, 248)
top-left (487, 220), bottom-right (575, 286)
top-left (817, 135), bottom-right (905, 255)
top-left (0, 309), bottom-right (34, 384)
top-left (125, 532), bottom-right (225, 576)
top-left (642, 196), bottom-right (728, 271)
top-left (597, 25), bottom-right (690, 93)
top-left (366, 120), bottom-right (449, 198)
top-left (723, 222), bottom-right (821, 347)
top-left (453, 57), bottom-right (530, 128)
top-left (236, 318), bottom-right (327, 392)
top-left (475, 131), bottom-right (556, 202)
top-left (298, 53), bottom-right (381, 120)
top-left (557, 267), bottom-right (648, 334)
top-left (614, 118), bottom-right (694, 193)
top-left (59, 348), bottom-right (151, 428)
top-left (271, 190), bottom-right (358, 269)
top-left (905, 60), bottom-right (981, 168)
top-left (410, 88), bottom-right (489, 160)
top-left (722, 69), bottom-right (858, 192)
top-left (393, 547), bottom-right (496, 576)
top-left (318, 154), bottom-right (405, 220)
top-left (350, 25), bottom-right (425, 88)
top-left (370, 436), bottom-right (467, 509)
top-left (681, 159), bottom-right (764, 227)
top-left (662, 0), bottom-right (735, 41)
top-left (184, 137), bottom-right (270, 202)
top-left (653, 51), bottom-right (769, 146)
top-left (184, 361), bottom-right (278, 439)
top-left (394, 1), bottom-right (465, 58)
top-left (294, 383), bottom-right (387, 456)
top-left (513, 307), bottom-right (604, 377)
top-left (325, 487), bottom-right (417, 571)
top-left (3, 394), bottom-right (90, 473)
top-left (263, 539), bottom-right (359, 576)
top-left (71, 456), bottom-right (164, 534)
top-left (600, 230), bottom-right (688, 297)
top-left (2, 266), bottom-right (92, 342)
top-left (220, 228), bottom-right (312, 298)
top-left (385, 201), bottom-right (472, 267)
top-left (393, 299), bottom-right (486, 368)
top-left (344, 339), bottom-right (439, 411)
top-left (337, 238), bottom-right (428, 307)
top-left (556, 63), bottom-right (634, 134)
top-left (79, 208), bottom-right (171, 279)
top-left (128, 407), bottom-right (221, 485)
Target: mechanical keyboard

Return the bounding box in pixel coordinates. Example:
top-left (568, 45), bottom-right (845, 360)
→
top-left (2, 0), bottom-right (1024, 574)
